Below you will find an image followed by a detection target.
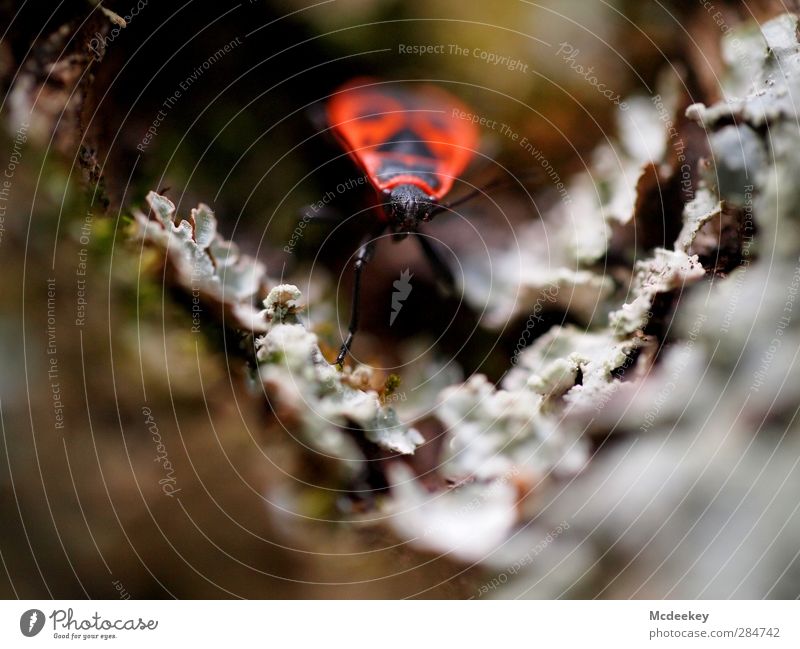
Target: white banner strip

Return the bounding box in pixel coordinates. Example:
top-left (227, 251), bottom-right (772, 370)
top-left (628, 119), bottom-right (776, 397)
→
top-left (1, 600), bottom-right (797, 647)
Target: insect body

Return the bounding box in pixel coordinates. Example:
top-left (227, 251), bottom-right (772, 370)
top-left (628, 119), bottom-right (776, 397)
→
top-left (324, 79), bottom-right (479, 366)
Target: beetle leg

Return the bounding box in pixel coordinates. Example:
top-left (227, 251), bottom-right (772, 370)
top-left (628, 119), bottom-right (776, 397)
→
top-left (336, 232), bottom-right (379, 367)
top-left (416, 233), bottom-right (456, 298)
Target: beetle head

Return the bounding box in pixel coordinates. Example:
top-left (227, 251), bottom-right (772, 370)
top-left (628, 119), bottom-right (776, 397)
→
top-left (386, 184), bottom-right (436, 237)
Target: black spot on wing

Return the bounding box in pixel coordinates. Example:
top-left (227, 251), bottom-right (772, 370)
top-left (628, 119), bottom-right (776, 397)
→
top-left (376, 128), bottom-right (436, 158)
top-left (368, 86), bottom-right (417, 107)
top-left (429, 115), bottom-right (449, 131)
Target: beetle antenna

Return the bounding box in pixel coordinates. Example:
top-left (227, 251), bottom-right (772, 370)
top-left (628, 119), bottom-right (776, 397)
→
top-left (429, 169), bottom-right (540, 216)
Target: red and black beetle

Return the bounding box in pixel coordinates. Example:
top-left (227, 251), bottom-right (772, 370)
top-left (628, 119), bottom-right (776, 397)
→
top-left (322, 78), bottom-right (481, 366)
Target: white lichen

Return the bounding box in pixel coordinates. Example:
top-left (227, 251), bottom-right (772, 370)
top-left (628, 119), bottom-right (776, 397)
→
top-left (386, 463), bottom-right (518, 563)
top-left (256, 285), bottom-right (425, 462)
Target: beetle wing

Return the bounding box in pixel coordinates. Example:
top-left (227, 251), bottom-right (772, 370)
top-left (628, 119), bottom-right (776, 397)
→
top-left (326, 79), bottom-right (479, 199)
